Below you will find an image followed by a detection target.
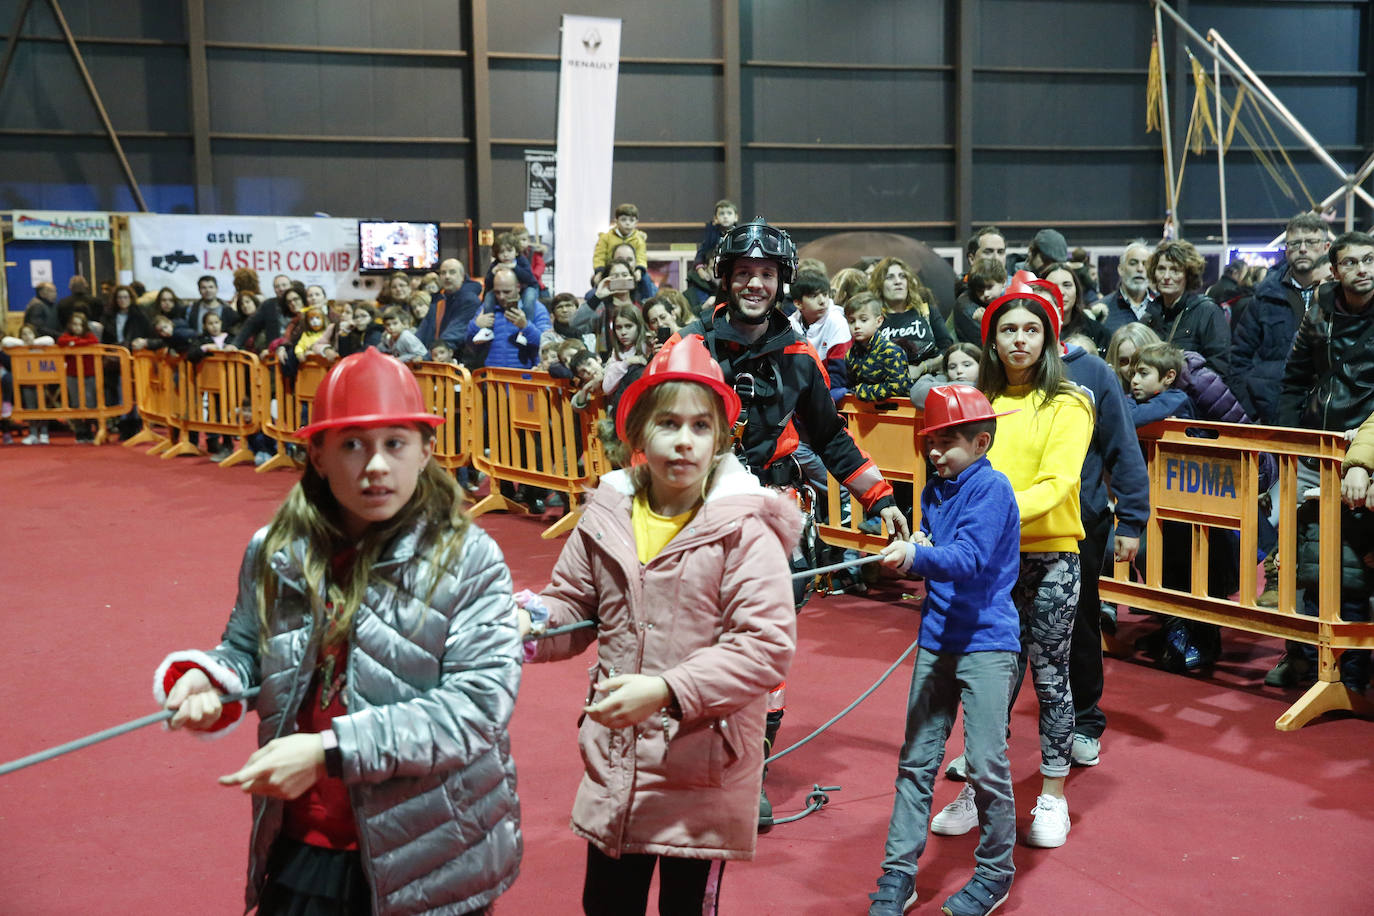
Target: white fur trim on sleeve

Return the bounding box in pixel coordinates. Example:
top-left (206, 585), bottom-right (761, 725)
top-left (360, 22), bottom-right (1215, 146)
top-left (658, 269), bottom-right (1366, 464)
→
top-left (152, 649), bottom-right (248, 739)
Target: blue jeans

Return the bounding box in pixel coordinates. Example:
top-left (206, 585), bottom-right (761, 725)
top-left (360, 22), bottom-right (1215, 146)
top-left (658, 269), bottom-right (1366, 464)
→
top-left (882, 649), bottom-right (1017, 887)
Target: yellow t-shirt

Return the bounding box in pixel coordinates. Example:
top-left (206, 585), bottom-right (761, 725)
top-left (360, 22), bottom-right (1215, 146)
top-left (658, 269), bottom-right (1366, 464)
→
top-left (986, 384), bottom-right (1095, 553)
top-left (632, 492), bottom-right (698, 564)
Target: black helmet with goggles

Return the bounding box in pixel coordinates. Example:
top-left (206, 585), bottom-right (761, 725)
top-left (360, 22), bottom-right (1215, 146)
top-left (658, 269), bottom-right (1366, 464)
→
top-left (713, 218), bottom-right (798, 287)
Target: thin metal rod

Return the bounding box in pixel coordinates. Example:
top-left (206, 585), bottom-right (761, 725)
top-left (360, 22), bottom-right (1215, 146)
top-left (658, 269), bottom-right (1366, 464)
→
top-left (0, 0), bottom-right (34, 100)
top-left (792, 552), bottom-right (886, 580)
top-left (1213, 46), bottom-right (1228, 254)
top-left (1154, 3), bottom-right (1177, 218)
top-left (1264, 151), bottom-right (1374, 247)
top-left (45, 0), bottom-right (148, 211)
top-left (0, 688), bottom-right (261, 777)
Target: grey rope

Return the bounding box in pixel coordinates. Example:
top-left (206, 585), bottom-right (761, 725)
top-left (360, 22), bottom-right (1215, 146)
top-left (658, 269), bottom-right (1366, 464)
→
top-left (0, 551), bottom-right (898, 778)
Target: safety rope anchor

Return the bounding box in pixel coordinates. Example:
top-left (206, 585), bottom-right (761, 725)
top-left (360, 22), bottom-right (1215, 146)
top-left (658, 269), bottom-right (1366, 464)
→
top-left (771, 784), bottom-right (841, 826)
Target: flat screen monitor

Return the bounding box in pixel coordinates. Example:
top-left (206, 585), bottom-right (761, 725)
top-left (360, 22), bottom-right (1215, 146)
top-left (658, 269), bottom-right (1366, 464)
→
top-left (359, 220), bottom-right (440, 273)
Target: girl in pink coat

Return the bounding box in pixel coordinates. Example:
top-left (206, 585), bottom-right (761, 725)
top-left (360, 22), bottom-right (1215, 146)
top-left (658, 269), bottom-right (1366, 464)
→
top-left (521, 334), bottom-right (800, 916)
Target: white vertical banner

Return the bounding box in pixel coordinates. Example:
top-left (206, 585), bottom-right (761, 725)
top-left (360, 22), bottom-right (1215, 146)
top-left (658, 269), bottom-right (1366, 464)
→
top-left (553, 15), bottom-right (621, 295)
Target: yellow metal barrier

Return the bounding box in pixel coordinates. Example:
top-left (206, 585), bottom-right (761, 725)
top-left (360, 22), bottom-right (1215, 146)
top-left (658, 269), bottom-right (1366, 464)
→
top-left (467, 367), bottom-right (609, 539)
top-left (1100, 419), bottom-right (1374, 731)
top-left (256, 355), bottom-right (332, 473)
top-left (123, 351), bottom-right (172, 452)
top-left (411, 360), bottom-right (472, 471)
top-left (7, 344), bottom-right (132, 445)
top-left (161, 351), bottom-right (267, 467)
top-left (815, 397), bottom-right (925, 556)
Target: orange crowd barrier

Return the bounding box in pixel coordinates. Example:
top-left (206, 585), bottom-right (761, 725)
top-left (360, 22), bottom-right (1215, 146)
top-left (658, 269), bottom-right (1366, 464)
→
top-left (411, 360), bottom-right (473, 471)
top-left (7, 344), bottom-right (133, 445)
top-left (123, 351), bottom-right (175, 452)
top-left (152, 351), bottom-right (266, 466)
top-left (813, 396), bottom-right (925, 557)
top-left (467, 367), bottom-right (610, 539)
top-left (255, 354), bottom-right (332, 473)
top-left (1100, 419), bottom-right (1374, 730)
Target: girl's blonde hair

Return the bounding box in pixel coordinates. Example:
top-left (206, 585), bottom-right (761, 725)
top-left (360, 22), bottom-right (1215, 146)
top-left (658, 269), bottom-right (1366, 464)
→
top-left (615, 381), bottom-right (732, 503)
top-left (253, 426), bottom-right (468, 650)
top-left (1105, 322), bottom-right (1162, 387)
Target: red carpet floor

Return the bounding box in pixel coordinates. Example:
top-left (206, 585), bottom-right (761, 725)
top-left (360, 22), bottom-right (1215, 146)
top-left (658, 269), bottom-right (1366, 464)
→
top-left (2, 444), bottom-right (1373, 914)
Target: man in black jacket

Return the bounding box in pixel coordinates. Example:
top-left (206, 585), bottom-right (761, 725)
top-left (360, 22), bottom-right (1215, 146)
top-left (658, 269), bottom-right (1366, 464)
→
top-left (1232, 214), bottom-right (1330, 424)
top-left (1269, 230), bottom-right (1374, 690)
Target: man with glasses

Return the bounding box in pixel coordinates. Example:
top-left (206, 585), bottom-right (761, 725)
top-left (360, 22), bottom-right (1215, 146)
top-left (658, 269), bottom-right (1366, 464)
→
top-left (1268, 230), bottom-right (1374, 689)
top-left (1232, 214), bottom-right (1330, 424)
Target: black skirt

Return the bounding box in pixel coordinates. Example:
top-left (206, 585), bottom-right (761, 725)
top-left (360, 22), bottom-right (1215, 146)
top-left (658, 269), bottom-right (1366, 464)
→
top-left (257, 840), bottom-right (371, 916)
top-left (256, 839), bottom-right (494, 916)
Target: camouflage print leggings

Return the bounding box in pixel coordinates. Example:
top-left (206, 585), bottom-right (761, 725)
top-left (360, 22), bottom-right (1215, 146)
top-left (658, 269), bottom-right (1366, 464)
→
top-left (1012, 551), bottom-right (1081, 778)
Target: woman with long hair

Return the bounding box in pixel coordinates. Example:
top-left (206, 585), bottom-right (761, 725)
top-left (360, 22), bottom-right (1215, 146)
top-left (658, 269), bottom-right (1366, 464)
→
top-left (868, 256), bottom-right (952, 378)
top-left (936, 271), bottom-right (1093, 850)
top-left (1040, 262), bottom-right (1107, 355)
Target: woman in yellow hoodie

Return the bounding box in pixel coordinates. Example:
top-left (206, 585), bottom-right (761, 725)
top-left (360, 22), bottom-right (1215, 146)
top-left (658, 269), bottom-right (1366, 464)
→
top-left (974, 270), bottom-right (1093, 849)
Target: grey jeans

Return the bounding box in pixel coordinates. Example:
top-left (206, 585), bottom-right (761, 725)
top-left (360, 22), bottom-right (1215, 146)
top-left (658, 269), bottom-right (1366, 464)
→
top-left (882, 648), bottom-right (1017, 887)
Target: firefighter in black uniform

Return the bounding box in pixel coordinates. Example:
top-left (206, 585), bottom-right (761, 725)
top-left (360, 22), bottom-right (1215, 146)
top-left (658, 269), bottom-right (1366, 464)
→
top-left (674, 218), bottom-right (910, 828)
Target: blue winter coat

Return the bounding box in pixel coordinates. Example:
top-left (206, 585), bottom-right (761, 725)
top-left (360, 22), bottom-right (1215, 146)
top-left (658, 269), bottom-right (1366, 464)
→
top-left (1230, 264), bottom-right (1309, 424)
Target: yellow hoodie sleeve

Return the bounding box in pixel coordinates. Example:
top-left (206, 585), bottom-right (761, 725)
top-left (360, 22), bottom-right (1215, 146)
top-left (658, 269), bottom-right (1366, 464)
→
top-left (1012, 391), bottom-right (1094, 525)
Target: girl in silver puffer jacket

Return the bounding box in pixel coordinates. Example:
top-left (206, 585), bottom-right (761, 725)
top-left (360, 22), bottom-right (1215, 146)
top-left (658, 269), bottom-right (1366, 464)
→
top-left (156, 349), bottom-right (522, 916)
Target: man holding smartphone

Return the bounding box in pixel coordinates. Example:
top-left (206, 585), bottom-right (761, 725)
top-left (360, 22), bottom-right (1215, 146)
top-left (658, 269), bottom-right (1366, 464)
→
top-left (469, 266), bottom-right (550, 370)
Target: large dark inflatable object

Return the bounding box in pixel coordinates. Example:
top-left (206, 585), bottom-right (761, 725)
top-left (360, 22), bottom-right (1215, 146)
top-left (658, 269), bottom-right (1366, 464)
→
top-left (797, 231), bottom-right (958, 316)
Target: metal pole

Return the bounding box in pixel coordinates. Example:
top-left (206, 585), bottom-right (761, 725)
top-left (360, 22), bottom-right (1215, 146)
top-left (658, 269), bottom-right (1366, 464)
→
top-left (1213, 45), bottom-right (1227, 254)
top-left (45, 0), bottom-right (149, 212)
top-left (1154, 3), bottom-right (1177, 220)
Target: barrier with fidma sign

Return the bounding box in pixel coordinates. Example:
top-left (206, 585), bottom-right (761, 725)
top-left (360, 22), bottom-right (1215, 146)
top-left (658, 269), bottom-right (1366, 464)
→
top-left (1101, 419), bottom-right (1374, 731)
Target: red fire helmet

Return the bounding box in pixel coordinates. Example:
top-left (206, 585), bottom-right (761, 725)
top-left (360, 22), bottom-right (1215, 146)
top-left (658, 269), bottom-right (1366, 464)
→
top-left (615, 334), bottom-right (742, 440)
top-left (919, 384), bottom-right (1018, 438)
top-left (297, 348), bottom-right (442, 438)
top-left (981, 269), bottom-right (1063, 343)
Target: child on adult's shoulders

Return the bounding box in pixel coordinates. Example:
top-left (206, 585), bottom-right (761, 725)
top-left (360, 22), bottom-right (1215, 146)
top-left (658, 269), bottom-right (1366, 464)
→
top-left (842, 292), bottom-right (909, 402)
top-left (867, 384), bottom-right (1022, 916)
top-left (592, 203), bottom-right (647, 283)
top-left (1124, 342), bottom-right (1193, 426)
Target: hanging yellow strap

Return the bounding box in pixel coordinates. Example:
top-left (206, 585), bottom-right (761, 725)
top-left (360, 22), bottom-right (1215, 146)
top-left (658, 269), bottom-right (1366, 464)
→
top-left (1223, 85), bottom-right (1246, 154)
top-left (1146, 37), bottom-right (1163, 134)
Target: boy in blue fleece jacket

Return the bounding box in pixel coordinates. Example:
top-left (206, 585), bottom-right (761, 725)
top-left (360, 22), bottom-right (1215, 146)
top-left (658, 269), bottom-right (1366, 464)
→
top-left (1125, 342), bottom-right (1194, 426)
top-left (865, 385), bottom-right (1021, 916)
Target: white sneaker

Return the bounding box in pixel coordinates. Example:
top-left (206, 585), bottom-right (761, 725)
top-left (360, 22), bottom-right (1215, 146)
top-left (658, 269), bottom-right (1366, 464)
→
top-left (21, 433), bottom-right (38, 445)
top-left (1026, 794), bottom-right (1070, 847)
top-left (945, 753), bottom-right (967, 781)
top-left (1071, 734), bottom-right (1100, 767)
top-left (931, 783), bottom-right (978, 836)
top-left (38, 431), bottom-right (49, 444)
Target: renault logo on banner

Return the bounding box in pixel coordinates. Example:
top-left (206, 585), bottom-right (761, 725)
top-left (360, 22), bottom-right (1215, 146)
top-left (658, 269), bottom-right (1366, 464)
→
top-left (582, 28), bottom-right (601, 54)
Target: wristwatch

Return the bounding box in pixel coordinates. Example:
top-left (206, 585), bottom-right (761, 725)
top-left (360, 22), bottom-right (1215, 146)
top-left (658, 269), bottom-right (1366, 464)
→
top-left (320, 728), bottom-right (342, 778)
